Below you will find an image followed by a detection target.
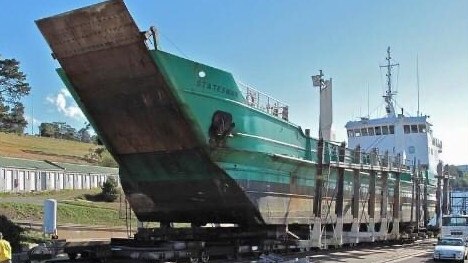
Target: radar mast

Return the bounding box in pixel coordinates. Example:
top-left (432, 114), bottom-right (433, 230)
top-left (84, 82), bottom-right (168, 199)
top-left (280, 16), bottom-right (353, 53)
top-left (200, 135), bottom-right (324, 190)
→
top-left (380, 47), bottom-right (399, 117)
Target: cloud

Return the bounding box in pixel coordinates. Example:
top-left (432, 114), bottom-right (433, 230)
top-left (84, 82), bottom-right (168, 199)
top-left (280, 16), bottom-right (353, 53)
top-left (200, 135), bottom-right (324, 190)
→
top-left (46, 88), bottom-right (85, 120)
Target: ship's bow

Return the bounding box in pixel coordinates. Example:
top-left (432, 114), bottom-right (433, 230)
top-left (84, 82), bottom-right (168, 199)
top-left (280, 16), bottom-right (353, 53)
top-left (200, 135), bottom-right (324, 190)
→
top-left (36, 0), bottom-right (262, 226)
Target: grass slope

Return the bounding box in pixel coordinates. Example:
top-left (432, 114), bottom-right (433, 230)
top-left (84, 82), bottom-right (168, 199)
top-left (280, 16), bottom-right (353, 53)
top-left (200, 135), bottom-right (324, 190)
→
top-left (0, 134), bottom-right (125, 228)
top-left (0, 189), bottom-right (132, 227)
top-left (0, 202), bottom-right (126, 227)
top-left (0, 132), bottom-right (95, 164)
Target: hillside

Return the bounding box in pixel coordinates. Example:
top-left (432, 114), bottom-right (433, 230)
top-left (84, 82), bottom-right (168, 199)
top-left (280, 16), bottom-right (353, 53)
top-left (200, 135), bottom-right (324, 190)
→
top-left (0, 132), bottom-right (97, 164)
top-left (0, 189), bottom-right (134, 227)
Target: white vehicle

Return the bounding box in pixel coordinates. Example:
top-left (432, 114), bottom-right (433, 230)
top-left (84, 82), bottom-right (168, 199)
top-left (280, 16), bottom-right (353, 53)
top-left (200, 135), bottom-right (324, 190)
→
top-left (433, 237), bottom-right (468, 262)
top-left (442, 215), bottom-right (468, 240)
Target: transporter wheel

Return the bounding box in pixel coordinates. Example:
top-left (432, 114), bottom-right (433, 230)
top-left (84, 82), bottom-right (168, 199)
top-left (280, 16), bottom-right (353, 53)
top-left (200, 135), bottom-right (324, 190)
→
top-left (68, 252), bottom-right (78, 260)
top-left (81, 251), bottom-right (90, 259)
top-left (200, 250), bottom-right (210, 263)
top-left (190, 251), bottom-right (209, 263)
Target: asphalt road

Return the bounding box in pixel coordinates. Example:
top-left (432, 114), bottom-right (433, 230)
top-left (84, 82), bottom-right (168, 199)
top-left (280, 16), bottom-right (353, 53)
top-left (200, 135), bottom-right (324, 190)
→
top-left (214, 239), bottom-right (444, 263)
top-left (305, 241), bottom-right (435, 263)
top-left (241, 239), bottom-right (440, 263)
top-left (290, 238), bottom-right (468, 263)
top-left (41, 238), bottom-right (449, 263)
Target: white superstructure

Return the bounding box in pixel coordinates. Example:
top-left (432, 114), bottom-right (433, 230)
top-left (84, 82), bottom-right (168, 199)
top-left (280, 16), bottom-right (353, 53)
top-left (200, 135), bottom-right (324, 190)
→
top-left (313, 70), bottom-right (335, 141)
top-left (345, 47), bottom-right (442, 175)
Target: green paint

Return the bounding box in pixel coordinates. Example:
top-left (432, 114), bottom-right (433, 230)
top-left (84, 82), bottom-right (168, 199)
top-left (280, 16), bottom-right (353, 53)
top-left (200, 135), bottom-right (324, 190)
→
top-left (57, 47), bottom-right (423, 196)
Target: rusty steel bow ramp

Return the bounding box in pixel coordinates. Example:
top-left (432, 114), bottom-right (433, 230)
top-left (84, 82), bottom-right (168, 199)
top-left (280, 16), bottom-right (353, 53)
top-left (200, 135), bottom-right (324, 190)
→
top-left (36, 0), bottom-right (263, 226)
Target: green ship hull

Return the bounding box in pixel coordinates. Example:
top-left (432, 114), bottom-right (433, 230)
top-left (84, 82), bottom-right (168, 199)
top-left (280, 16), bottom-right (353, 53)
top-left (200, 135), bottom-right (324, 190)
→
top-left (37, 0), bottom-right (435, 227)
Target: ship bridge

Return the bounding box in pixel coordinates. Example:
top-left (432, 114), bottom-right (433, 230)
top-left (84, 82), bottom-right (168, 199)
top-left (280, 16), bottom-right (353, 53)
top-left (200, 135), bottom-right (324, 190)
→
top-left (345, 47), bottom-right (442, 177)
top-left (346, 114), bottom-right (442, 176)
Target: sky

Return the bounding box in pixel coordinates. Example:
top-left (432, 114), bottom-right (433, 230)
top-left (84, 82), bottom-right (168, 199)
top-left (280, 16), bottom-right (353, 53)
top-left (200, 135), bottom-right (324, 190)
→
top-left (0, 1), bottom-right (467, 164)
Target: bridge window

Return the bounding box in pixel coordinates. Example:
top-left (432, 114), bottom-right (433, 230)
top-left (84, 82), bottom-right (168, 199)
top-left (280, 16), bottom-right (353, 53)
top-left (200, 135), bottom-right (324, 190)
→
top-left (411, 125), bottom-right (418, 133)
top-left (418, 124), bottom-right (426, 133)
top-left (368, 127), bottom-right (375, 136)
top-left (375, 126), bottom-right (382, 135)
top-left (361, 128), bottom-right (368, 136)
top-left (389, 125), bottom-right (395, 134)
top-left (404, 125), bottom-right (410, 134)
top-left (347, 129), bottom-right (354, 137)
top-left (382, 126), bottom-right (389, 135)
top-left (354, 129), bottom-right (361, 137)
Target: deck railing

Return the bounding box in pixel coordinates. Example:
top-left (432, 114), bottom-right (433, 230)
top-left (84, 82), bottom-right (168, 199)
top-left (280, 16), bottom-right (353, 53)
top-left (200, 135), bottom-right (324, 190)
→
top-left (323, 141), bottom-right (414, 171)
top-left (236, 81), bottom-right (289, 121)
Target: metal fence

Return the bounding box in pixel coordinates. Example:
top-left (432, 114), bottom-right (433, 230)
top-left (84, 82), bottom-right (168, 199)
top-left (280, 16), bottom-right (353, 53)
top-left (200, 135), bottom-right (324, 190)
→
top-left (237, 81), bottom-right (289, 121)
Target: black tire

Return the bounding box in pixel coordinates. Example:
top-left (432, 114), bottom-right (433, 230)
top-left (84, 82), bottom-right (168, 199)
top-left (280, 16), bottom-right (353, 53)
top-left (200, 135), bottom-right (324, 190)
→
top-left (81, 251), bottom-right (91, 259)
top-left (68, 252), bottom-right (78, 260)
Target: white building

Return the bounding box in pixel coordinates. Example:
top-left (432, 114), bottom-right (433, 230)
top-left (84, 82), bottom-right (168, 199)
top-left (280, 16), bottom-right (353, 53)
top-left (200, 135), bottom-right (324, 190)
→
top-left (0, 156), bottom-right (118, 193)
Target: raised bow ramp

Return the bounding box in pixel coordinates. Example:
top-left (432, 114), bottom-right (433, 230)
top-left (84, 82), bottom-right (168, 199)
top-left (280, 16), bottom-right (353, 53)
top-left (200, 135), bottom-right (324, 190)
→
top-left (36, 0), bottom-right (263, 226)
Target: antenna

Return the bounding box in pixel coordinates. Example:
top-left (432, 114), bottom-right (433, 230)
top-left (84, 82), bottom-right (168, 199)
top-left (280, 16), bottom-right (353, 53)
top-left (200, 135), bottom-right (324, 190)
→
top-left (379, 47), bottom-right (399, 117)
top-left (417, 54), bottom-right (420, 117)
top-left (30, 93), bottom-right (34, 135)
top-left (367, 83), bottom-right (370, 118)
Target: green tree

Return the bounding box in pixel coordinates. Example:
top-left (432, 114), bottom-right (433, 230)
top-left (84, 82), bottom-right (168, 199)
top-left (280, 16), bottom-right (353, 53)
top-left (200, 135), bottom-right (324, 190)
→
top-left (0, 56), bottom-right (31, 133)
top-left (101, 177), bottom-right (119, 202)
top-left (5, 103), bottom-right (27, 134)
top-left (0, 101), bottom-right (8, 121)
top-left (39, 122), bottom-right (57, 137)
top-left (78, 123), bottom-right (91, 143)
top-left (53, 121), bottom-right (66, 139)
top-left (0, 101), bottom-right (10, 131)
top-left (63, 124), bottom-right (78, 140)
top-left (39, 121), bottom-right (80, 141)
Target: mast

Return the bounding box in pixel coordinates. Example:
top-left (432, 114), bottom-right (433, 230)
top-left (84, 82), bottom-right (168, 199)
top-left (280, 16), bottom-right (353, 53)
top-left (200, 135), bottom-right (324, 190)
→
top-left (367, 83), bottom-right (370, 118)
top-left (312, 70), bottom-right (333, 141)
top-left (380, 47), bottom-right (399, 117)
top-left (417, 55), bottom-right (420, 117)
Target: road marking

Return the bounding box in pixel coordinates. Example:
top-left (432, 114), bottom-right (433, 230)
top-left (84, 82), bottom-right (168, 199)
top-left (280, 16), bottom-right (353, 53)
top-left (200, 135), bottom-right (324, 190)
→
top-left (380, 249), bottom-right (431, 262)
